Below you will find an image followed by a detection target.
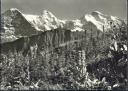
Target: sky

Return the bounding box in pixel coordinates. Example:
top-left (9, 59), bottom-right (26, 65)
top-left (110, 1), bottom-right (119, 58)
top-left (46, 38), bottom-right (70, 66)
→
top-left (2, 0), bottom-right (127, 19)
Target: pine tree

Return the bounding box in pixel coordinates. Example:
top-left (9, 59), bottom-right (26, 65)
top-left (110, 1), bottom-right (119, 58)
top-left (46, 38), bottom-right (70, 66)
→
top-left (102, 25), bottom-right (105, 44)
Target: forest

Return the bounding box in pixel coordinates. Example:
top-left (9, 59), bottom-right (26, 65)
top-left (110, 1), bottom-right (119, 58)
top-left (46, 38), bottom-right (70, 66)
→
top-left (0, 22), bottom-right (127, 90)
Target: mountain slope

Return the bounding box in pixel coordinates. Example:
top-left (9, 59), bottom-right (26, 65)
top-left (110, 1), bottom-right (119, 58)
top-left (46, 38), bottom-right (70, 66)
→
top-left (1, 8), bottom-right (39, 43)
top-left (23, 10), bottom-right (66, 31)
top-left (80, 11), bottom-right (126, 32)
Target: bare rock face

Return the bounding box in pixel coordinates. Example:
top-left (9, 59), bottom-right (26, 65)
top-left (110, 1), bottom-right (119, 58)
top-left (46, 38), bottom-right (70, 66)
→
top-left (1, 28), bottom-right (76, 56)
top-left (1, 8), bottom-right (39, 42)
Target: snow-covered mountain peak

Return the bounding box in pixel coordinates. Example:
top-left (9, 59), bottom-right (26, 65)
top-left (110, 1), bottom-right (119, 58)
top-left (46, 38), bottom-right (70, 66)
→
top-left (42, 10), bottom-right (52, 14)
top-left (9, 8), bottom-right (21, 12)
top-left (80, 11), bottom-right (126, 32)
top-left (42, 10), bottom-right (57, 19)
top-left (3, 8), bottom-right (22, 17)
top-left (91, 11), bottom-right (104, 16)
top-left (110, 16), bottom-right (119, 21)
top-left (84, 14), bottom-right (104, 31)
top-left (9, 8), bottom-right (23, 15)
top-left (90, 11), bottom-right (108, 21)
top-left (42, 10), bottom-right (53, 15)
top-left (23, 10), bottom-right (65, 31)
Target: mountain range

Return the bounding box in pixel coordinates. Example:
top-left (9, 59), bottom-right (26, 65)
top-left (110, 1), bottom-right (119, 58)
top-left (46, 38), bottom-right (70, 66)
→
top-left (1, 8), bottom-right (126, 43)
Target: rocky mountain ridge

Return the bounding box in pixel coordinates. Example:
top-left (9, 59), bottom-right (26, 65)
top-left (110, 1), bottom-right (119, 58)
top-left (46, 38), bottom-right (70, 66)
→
top-left (1, 8), bottom-right (126, 43)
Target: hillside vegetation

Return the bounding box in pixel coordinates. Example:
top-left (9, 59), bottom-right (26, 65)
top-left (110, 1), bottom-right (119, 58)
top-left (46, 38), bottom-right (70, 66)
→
top-left (0, 22), bottom-right (127, 90)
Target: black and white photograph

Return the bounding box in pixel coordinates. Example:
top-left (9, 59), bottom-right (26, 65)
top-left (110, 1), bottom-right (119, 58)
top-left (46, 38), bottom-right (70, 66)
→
top-left (0, 0), bottom-right (127, 90)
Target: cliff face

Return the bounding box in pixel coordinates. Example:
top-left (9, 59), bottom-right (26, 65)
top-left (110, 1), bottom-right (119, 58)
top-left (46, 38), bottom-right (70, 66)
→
top-left (1, 28), bottom-right (86, 56)
top-left (1, 8), bottom-right (40, 43)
